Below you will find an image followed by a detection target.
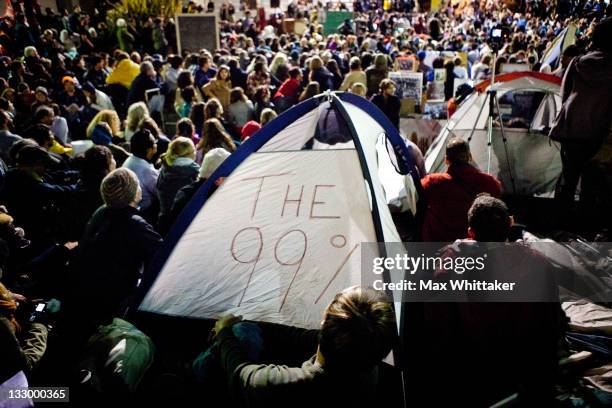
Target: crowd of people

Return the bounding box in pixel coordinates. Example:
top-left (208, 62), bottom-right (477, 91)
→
top-left (0, 0), bottom-right (610, 405)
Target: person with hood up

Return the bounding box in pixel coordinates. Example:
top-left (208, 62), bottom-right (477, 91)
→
top-left (365, 53), bottom-right (389, 97)
top-left (549, 17), bottom-right (612, 218)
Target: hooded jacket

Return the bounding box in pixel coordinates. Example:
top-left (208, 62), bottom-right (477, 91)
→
top-left (549, 50), bottom-right (612, 145)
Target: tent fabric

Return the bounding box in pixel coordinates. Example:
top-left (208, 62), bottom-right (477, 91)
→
top-left (541, 24), bottom-right (578, 71)
top-left (425, 72), bottom-right (563, 197)
top-left (137, 92), bottom-right (414, 329)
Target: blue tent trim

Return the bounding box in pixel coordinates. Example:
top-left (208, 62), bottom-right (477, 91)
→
top-left (135, 93), bottom-right (417, 310)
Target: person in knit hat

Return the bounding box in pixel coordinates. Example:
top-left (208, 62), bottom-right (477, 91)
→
top-left (68, 167), bottom-right (162, 333)
top-left (100, 167), bottom-right (141, 209)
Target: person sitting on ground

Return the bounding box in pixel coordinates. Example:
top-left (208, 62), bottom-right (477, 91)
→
top-left (122, 129), bottom-right (159, 224)
top-left (87, 110), bottom-right (130, 167)
top-left (210, 286), bottom-right (396, 407)
top-left (202, 65), bottom-right (232, 111)
top-left (156, 137), bottom-right (199, 233)
top-left (260, 108), bottom-right (277, 126)
top-left (68, 168), bottom-right (162, 335)
top-left (0, 282), bottom-right (49, 384)
top-left (420, 137), bottom-right (501, 241)
top-left (227, 87), bottom-right (255, 133)
top-left (198, 118), bottom-right (236, 156)
top-left (0, 109), bottom-right (22, 164)
top-left (273, 67), bottom-right (302, 112)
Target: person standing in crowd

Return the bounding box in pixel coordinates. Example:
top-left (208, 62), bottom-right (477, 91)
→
top-left (122, 129), bottom-right (159, 223)
top-left (127, 61), bottom-right (160, 107)
top-left (202, 65), bottom-right (232, 111)
top-left (370, 79), bottom-right (401, 129)
top-left (420, 137), bottom-right (501, 241)
top-left (194, 56), bottom-right (217, 89)
top-left (339, 57), bottom-right (367, 93)
top-left (550, 17), bottom-right (612, 222)
top-left (365, 53), bottom-right (389, 97)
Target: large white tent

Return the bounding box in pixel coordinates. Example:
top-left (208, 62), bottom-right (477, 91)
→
top-left (137, 92), bottom-right (419, 329)
top-left (425, 72), bottom-right (563, 197)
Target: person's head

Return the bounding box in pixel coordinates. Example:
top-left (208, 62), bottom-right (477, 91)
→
top-left (302, 81), bottom-right (320, 99)
top-left (560, 44), bottom-right (580, 68)
top-left (445, 137), bottom-right (471, 165)
top-left (467, 195), bottom-right (512, 241)
top-left (350, 82), bottom-right (367, 97)
top-left (162, 136), bottom-right (196, 166)
top-left (27, 124), bottom-right (54, 149)
top-left (349, 56), bottom-right (362, 71)
top-left (216, 65), bottom-right (230, 81)
top-left (309, 55), bottom-right (323, 71)
top-left (88, 110), bottom-right (121, 138)
top-left (0, 109), bottom-right (12, 130)
top-left (125, 102), bottom-right (150, 132)
top-left (230, 87), bottom-right (248, 104)
top-left (62, 75), bottom-right (77, 92)
top-left (140, 61), bottom-right (155, 79)
top-left (204, 98), bottom-right (224, 120)
top-left (288, 66), bottom-right (302, 80)
top-left (169, 55), bottom-right (183, 69)
top-left (379, 78), bottom-right (396, 96)
top-left (15, 144), bottom-right (54, 175)
top-left (80, 145), bottom-right (115, 183)
top-left (199, 147), bottom-right (230, 180)
top-left (130, 129), bottom-right (157, 161)
top-left (100, 168), bottom-right (142, 209)
top-left (319, 286), bottom-right (395, 372)
top-left (177, 70), bottom-right (194, 89)
top-left (180, 85), bottom-right (196, 104)
top-left (199, 118), bottom-right (235, 152)
top-left (260, 108), bottom-right (277, 126)
top-left (177, 118), bottom-right (195, 138)
top-left (253, 85), bottom-right (270, 102)
top-left (34, 86), bottom-right (49, 102)
top-left (82, 81), bottom-right (96, 99)
top-left (592, 16), bottom-right (612, 53)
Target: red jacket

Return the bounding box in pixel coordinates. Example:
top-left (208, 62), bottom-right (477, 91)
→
top-left (421, 163), bottom-right (502, 242)
top-left (274, 78), bottom-right (300, 99)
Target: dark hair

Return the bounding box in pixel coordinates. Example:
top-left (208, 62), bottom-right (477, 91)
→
top-left (319, 287), bottom-right (395, 371)
top-left (592, 16), bottom-right (612, 52)
top-left (445, 137), bottom-right (470, 165)
top-left (130, 129), bottom-right (156, 159)
top-left (34, 106), bottom-right (54, 123)
top-left (230, 87), bottom-right (247, 104)
top-left (80, 145), bottom-right (114, 183)
top-left (181, 85), bottom-right (196, 103)
top-left (288, 67), bottom-right (301, 79)
top-left (189, 102), bottom-right (205, 129)
top-left (0, 109), bottom-right (9, 127)
top-left (198, 56), bottom-right (210, 67)
top-left (177, 71), bottom-right (194, 89)
top-left (468, 195), bottom-right (511, 241)
top-left (27, 124), bottom-right (53, 147)
top-left (177, 117), bottom-right (195, 137)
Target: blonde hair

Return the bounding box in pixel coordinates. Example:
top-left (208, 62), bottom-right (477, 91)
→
top-left (162, 136), bottom-right (196, 166)
top-left (125, 102), bottom-right (150, 132)
top-left (87, 110), bottom-right (121, 137)
top-left (350, 82), bottom-right (367, 97)
top-left (260, 108), bottom-right (277, 125)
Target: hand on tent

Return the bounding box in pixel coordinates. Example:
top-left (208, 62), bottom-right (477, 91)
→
top-left (214, 314), bottom-right (242, 336)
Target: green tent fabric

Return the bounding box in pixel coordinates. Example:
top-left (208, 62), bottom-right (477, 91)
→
top-left (78, 318), bottom-right (155, 393)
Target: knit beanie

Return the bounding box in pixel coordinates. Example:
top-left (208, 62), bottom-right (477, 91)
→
top-left (199, 148), bottom-right (231, 179)
top-left (100, 168), bottom-right (140, 208)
